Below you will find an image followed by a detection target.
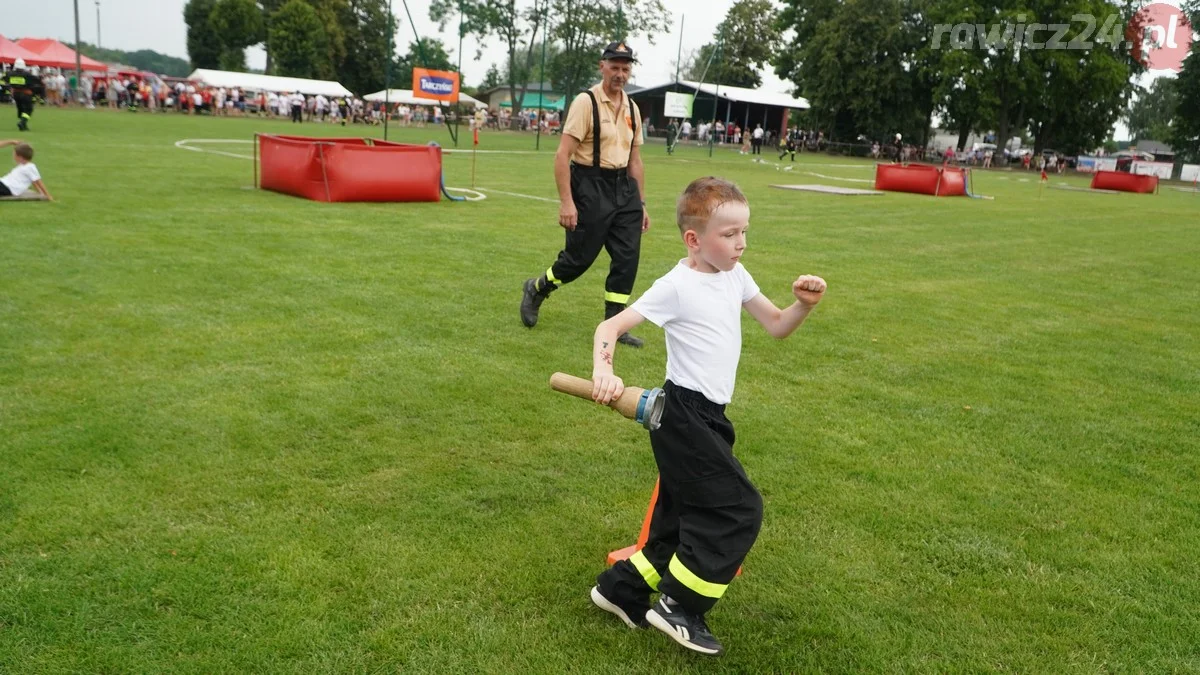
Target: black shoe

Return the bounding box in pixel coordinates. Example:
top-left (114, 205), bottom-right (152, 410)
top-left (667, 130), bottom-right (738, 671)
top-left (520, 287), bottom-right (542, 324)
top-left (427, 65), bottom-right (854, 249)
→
top-left (590, 585), bottom-right (648, 630)
top-left (646, 597), bottom-right (724, 656)
top-left (616, 332), bottom-right (643, 348)
top-left (521, 277), bottom-right (553, 328)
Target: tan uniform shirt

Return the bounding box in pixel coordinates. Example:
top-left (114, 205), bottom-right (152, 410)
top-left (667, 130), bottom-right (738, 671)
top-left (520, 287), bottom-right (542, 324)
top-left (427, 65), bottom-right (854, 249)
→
top-left (561, 83), bottom-right (643, 169)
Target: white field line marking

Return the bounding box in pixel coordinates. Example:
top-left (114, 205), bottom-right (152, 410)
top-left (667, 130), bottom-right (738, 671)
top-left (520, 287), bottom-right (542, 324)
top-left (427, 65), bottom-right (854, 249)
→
top-left (443, 149), bottom-right (550, 155)
top-left (175, 138), bottom-right (254, 160)
top-left (475, 187), bottom-right (558, 203)
top-left (444, 187), bottom-right (488, 201)
top-left (177, 138), bottom-right (551, 158)
top-left (802, 171), bottom-right (874, 184)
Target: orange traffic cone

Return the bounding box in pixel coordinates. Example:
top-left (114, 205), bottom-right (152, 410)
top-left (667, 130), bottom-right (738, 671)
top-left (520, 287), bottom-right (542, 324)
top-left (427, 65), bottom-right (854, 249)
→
top-left (607, 478), bottom-right (661, 565)
top-left (607, 477), bottom-right (742, 576)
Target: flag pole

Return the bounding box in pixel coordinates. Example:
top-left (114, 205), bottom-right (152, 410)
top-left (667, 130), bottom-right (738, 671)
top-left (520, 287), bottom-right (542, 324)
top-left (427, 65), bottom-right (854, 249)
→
top-left (471, 126), bottom-right (478, 188)
top-left (454, 1), bottom-right (464, 147)
top-left (385, 0), bottom-right (393, 142)
top-left (536, 0), bottom-right (547, 151)
top-left (73, 0), bottom-right (83, 95)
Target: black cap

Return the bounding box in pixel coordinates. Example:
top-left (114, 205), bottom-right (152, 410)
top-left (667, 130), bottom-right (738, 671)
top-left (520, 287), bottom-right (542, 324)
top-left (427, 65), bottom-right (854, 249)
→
top-left (601, 41), bottom-right (637, 62)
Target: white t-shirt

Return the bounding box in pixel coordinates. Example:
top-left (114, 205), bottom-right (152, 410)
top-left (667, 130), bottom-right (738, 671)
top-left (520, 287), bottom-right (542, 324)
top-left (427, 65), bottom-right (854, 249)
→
top-left (1, 162), bottom-right (42, 195)
top-left (753, 127), bottom-right (764, 139)
top-left (631, 260), bottom-right (761, 405)
top-left (290, 93), bottom-right (305, 107)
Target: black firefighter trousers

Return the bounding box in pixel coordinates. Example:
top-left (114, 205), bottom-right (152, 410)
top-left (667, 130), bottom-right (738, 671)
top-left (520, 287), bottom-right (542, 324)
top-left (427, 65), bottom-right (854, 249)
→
top-left (15, 94), bottom-right (33, 125)
top-left (597, 381), bottom-right (764, 616)
top-left (544, 164), bottom-right (643, 307)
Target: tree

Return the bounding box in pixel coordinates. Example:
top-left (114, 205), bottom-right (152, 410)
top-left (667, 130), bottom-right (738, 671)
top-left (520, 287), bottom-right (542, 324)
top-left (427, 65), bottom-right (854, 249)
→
top-left (1126, 77), bottom-right (1179, 142)
top-left (307, 0), bottom-right (348, 81)
top-left (774, 0), bottom-right (928, 141)
top-left (268, 0), bottom-right (329, 78)
top-left (682, 44), bottom-right (720, 81)
top-left (686, 0), bottom-right (781, 88)
top-left (430, 0), bottom-right (551, 115)
top-left (503, 40), bottom-right (560, 88)
top-left (479, 63), bottom-right (504, 90)
top-left (76, 43), bottom-right (191, 77)
top-left (185, 0), bottom-right (223, 69)
top-left (546, 0), bottom-right (671, 99)
top-left (210, 0), bottom-right (265, 71)
top-left (1022, 0), bottom-right (1142, 154)
top-left (1169, 42), bottom-right (1200, 162)
top-left (337, 0), bottom-right (396, 95)
top-left (394, 39), bottom-right (456, 91)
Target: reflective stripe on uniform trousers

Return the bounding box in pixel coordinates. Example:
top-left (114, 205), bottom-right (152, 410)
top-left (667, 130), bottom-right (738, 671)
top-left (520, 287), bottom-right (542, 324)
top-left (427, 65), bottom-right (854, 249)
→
top-left (668, 554), bottom-right (729, 599)
top-left (628, 550), bottom-right (661, 590)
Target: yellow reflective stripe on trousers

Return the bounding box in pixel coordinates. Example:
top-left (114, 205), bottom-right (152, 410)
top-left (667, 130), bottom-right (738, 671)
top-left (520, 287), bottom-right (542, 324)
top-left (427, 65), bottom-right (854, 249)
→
top-left (545, 267), bottom-right (561, 284)
top-left (629, 550), bottom-right (660, 591)
top-left (604, 292), bottom-right (630, 304)
top-left (668, 555), bottom-right (728, 599)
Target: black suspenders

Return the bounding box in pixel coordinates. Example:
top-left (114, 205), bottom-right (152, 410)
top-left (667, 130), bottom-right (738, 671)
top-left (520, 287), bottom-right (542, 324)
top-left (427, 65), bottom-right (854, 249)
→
top-left (582, 90), bottom-right (637, 169)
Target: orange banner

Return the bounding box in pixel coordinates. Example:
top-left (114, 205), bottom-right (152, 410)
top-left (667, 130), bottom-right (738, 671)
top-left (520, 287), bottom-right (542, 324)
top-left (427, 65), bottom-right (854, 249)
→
top-left (412, 68), bottom-right (461, 102)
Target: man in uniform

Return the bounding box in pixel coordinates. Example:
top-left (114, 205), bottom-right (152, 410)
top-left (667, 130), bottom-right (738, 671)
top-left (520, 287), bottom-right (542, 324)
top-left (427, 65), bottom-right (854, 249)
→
top-left (3, 60), bottom-right (43, 132)
top-left (519, 41), bottom-right (651, 348)
top-left (666, 118), bottom-right (678, 155)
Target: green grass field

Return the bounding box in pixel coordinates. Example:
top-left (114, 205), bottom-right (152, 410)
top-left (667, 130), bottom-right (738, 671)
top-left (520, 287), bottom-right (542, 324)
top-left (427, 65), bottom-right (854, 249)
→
top-left (2, 107), bottom-right (1198, 672)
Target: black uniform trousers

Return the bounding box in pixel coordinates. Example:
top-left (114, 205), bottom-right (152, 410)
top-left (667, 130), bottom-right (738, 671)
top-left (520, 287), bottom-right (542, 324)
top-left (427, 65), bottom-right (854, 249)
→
top-left (15, 94), bottom-right (33, 123)
top-left (598, 381), bottom-right (764, 616)
top-left (546, 164), bottom-right (642, 305)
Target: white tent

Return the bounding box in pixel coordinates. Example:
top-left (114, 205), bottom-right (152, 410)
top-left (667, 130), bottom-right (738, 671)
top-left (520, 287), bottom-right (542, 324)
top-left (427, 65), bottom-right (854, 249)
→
top-left (363, 89), bottom-right (486, 109)
top-left (673, 80), bottom-right (809, 110)
top-left (187, 69), bottom-right (353, 97)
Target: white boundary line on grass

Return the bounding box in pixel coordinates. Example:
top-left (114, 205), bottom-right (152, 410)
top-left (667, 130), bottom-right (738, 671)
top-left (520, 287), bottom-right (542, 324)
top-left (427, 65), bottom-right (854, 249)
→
top-left (443, 149), bottom-right (549, 155)
top-left (802, 171), bottom-right (874, 184)
top-left (475, 187), bottom-right (558, 203)
top-left (175, 138), bottom-right (254, 160)
top-left (444, 187), bottom-right (488, 201)
top-left (176, 138), bottom-right (549, 158)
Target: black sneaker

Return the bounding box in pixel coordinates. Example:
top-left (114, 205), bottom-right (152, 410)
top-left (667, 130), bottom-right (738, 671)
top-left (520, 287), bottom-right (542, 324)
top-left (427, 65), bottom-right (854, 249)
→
top-left (645, 597), bottom-right (724, 656)
top-left (590, 585), bottom-right (647, 630)
top-left (520, 278), bottom-right (547, 328)
top-left (616, 332), bottom-right (643, 348)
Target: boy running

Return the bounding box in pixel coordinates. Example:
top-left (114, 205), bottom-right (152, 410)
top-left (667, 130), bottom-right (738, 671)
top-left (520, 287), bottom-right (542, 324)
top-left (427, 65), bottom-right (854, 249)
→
top-left (588, 176), bottom-right (826, 656)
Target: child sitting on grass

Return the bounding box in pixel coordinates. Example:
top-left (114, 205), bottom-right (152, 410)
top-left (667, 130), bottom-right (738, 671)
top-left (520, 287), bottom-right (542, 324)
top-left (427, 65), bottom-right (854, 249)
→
top-left (0, 140), bottom-right (53, 201)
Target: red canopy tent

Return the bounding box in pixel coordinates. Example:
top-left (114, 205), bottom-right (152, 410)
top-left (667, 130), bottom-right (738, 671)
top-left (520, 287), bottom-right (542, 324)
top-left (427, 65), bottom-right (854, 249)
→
top-left (0, 36), bottom-right (42, 65)
top-left (15, 38), bottom-right (107, 71)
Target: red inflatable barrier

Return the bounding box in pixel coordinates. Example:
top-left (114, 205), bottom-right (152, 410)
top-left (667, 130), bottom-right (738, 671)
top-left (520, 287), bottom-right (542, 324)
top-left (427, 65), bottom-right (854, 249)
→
top-left (1090, 170), bottom-right (1158, 194)
top-left (256, 135), bottom-right (441, 202)
top-left (874, 163), bottom-right (968, 197)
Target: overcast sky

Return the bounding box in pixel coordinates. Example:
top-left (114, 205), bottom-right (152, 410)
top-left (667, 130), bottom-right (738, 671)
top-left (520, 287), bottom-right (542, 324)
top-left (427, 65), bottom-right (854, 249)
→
top-left (3, 0), bottom-right (791, 91)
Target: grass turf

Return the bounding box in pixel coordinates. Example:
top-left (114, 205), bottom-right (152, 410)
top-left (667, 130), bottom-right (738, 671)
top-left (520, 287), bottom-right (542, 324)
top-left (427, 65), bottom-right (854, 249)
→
top-left (2, 107), bottom-right (1199, 672)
